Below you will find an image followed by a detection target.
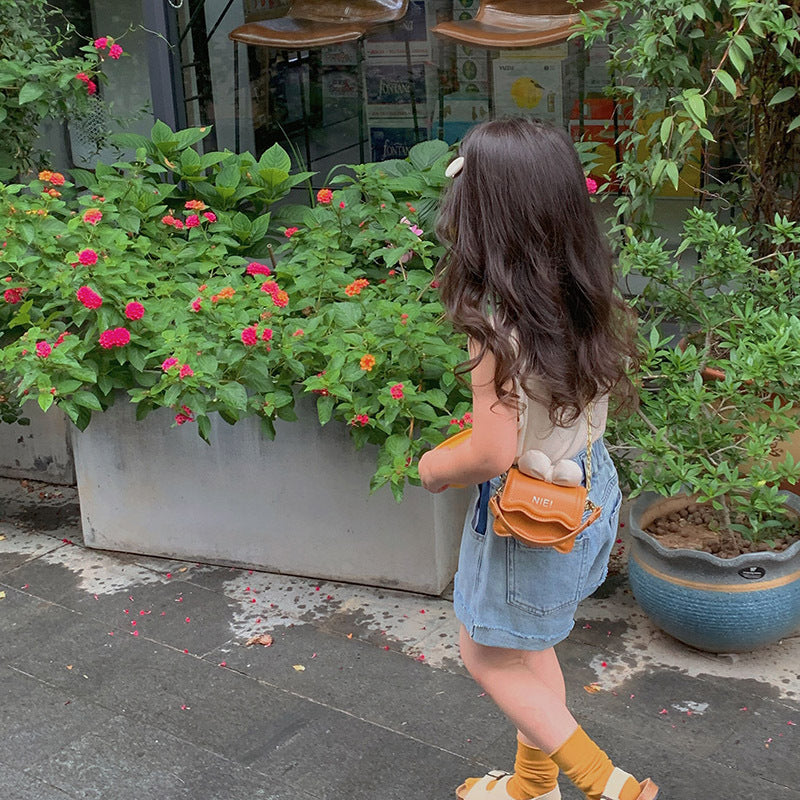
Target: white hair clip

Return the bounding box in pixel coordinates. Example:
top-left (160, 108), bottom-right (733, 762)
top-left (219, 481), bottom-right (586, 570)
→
top-left (445, 156), bottom-right (464, 178)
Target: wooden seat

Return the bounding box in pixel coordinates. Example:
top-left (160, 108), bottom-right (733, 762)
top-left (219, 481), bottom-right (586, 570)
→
top-left (432, 0), bottom-right (606, 48)
top-left (228, 0), bottom-right (410, 160)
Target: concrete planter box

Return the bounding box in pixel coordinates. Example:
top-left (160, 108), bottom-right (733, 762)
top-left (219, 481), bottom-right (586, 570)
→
top-left (0, 405), bottom-right (75, 485)
top-left (71, 398), bottom-right (470, 595)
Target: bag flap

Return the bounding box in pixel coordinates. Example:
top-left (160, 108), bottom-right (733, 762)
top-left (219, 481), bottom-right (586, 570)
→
top-left (499, 468), bottom-right (586, 527)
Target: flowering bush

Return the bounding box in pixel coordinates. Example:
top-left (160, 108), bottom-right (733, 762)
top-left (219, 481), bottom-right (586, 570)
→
top-left (0, 0), bottom-right (124, 178)
top-left (0, 127), bottom-right (471, 498)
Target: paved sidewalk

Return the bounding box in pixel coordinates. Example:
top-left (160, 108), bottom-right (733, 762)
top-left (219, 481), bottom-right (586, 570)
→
top-left (1, 476), bottom-right (799, 800)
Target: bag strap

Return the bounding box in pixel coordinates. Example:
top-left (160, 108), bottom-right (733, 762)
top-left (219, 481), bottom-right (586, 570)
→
top-left (585, 403), bottom-right (593, 495)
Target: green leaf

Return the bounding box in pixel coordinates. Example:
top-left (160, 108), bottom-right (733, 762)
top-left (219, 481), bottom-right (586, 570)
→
top-left (198, 414), bottom-right (212, 443)
top-left (38, 393), bottom-right (53, 413)
top-left (769, 87), bottom-right (797, 106)
top-left (715, 68), bottom-right (737, 98)
top-left (317, 395), bottom-right (335, 425)
top-left (659, 116), bottom-right (672, 146)
top-left (788, 115), bottom-right (800, 133)
top-left (74, 391), bottom-right (102, 411)
top-left (259, 143), bottom-right (292, 173)
top-left (111, 132), bottom-right (152, 151)
top-left (218, 381), bottom-right (248, 411)
top-left (408, 140), bottom-right (450, 171)
top-left (18, 83), bottom-right (45, 104)
top-left (332, 302), bottom-right (364, 329)
top-left (685, 93), bottom-right (706, 124)
top-left (665, 161), bottom-right (680, 190)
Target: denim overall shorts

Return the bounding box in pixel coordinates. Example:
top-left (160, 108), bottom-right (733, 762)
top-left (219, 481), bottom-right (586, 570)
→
top-left (452, 438), bottom-right (622, 650)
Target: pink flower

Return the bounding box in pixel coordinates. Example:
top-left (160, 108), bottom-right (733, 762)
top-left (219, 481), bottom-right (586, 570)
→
top-left (176, 406), bottom-right (194, 425)
top-left (190, 298), bottom-right (202, 312)
top-left (339, 201), bottom-right (346, 209)
top-left (86, 81), bottom-right (97, 96)
top-left (246, 262), bottom-right (271, 276)
top-left (109, 43), bottom-right (123, 59)
top-left (260, 280), bottom-right (279, 296)
top-left (76, 286), bottom-right (103, 309)
top-left (462, 411), bottom-right (473, 425)
top-left (284, 227), bottom-right (299, 238)
top-left (272, 290), bottom-right (289, 308)
top-left (35, 341), bottom-right (51, 359)
top-left (292, 328), bottom-right (304, 337)
top-left (54, 332), bottom-right (70, 347)
top-left (317, 188), bottom-right (333, 205)
top-left (161, 357), bottom-right (179, 371)
top-left (185, 214), bottom-right (200, 228)
top-left (203, 211), bottom-right (217, 223)
top-left (350, 414), bottom-right (370, 427)
top-left (162, 215), bottom-right (177, 226)
top-left (93, 37), bottom-right (108, 50)
top-left (173, 218), bottom-right (184, 230)
top-left (83, 208), bottom-right (102, 225)
top-left (586, 176), bottom-right (598, 194)
top-left (125, 301), bottom-right (145, 320)
top-left (3, 288), bottom-right (22, 304)
top-left (179, 364), bottom-right (194, 379)
top-left (99, 327), bottom-right (130, 348)
top-left (78, 248), bottom-right (98, 266)
top-left (241, 326), bottom-right (258, 346)
top-left (261, 328), bottom-right (273, 342)
top-left (390, 383), bottom-right (404, 400)
top-left (75, 72), bottom-right (90, 83)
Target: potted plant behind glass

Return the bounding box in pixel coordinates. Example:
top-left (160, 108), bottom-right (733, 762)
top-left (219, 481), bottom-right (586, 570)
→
top-left (609, 208), bottom-right (800, 653)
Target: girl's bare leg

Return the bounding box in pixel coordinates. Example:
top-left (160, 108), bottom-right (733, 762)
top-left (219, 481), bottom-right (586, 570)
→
top-left (459, 624), bottom-right (577, 754)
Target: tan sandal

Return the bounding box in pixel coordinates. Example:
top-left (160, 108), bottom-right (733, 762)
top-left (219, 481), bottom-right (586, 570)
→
top-left (601, 768), bottom-right (659, 800)
top-left (455, 770), bottom-right (561, 800)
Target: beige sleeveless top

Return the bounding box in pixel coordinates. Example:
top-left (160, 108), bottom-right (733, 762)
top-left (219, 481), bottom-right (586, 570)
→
top-left (514, 376), bottom-right (609, 486)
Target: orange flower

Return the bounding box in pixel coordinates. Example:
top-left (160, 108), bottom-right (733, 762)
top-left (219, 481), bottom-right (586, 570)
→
top-left (185, 200), bottom-right (207, 210)
top-left (43, 188), bottom-right (61, 197)
top-left (273, 289), bottom-right (289, 308)
top-left (344, 278), bottom-right (369, 297)
top-left (217, 286), bottom-right (235, 300)
top-left (50, 172), bottom-right (65, 186)
top-left (316, 188), bottom-right (333, 205)
top-left (359, 354), bottom-right (376, 372)
top-left (38, 170), bottom-right (53, 182)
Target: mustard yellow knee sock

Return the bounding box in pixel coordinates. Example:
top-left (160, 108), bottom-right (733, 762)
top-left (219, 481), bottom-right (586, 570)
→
top-left (548, 726), bottom-right (640, 800)
top-left (461, 739), bottom-right (558, 799)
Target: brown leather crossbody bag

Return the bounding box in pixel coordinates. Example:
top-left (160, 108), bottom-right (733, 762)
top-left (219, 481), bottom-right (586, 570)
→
top-left (489, 406), bottom-right (602, 554)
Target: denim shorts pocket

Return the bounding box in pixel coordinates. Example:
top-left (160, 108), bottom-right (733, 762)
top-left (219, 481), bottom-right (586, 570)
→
top-left (506, 535), bottom-right (591, 615)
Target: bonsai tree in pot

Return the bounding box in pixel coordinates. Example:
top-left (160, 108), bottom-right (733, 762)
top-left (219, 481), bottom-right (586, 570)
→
top-left (609, 207), bottom-right (800, 652)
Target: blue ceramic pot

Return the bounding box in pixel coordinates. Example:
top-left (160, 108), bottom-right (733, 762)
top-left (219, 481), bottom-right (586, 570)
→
top-left (628, 492), bottom-right (800, 653)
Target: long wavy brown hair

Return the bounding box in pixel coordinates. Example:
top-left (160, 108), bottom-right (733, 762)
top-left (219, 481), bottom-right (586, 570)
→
top-left (436, 117), bottom-right (636, 426)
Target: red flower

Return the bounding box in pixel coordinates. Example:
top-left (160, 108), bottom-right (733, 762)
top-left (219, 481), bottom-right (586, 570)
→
top-left (246, 262), bottom-right (271, 276)
top-left (190, 298), bottom-right (202, 312)
top-left (261, 328), bottom-right (273, 341)
top-left (54, 332), bottom-right (70, 347)
top-left (185, 214), bottom-right (200, 228)
top-left (35, 341), bottom-right (51, 359)
top-left (125, 301), bottom-right (145, 320)
top-left (284, 227), bottom-right (299, 238)
top-left (350, 414), bottom-right (370, 427)
top-left (86, 81), bottom-right (97, 96)
top-left (78, 248), bottom-right (98, 266)
top-left (109, 43), bottom-right (123, 59)
top-left (390, 383), bottom-right (404, 400)
top-left (292, 328), bottom-right (304, 337)
top-left (83, 208), bottom-right (103, 225)
top-left (99, 327), bottom-right (130, 349)
top-left (93, 37), bottom-right (108, 50)
top-left (586, 176), bottom-right (598, 195)
top-left (241, 326), bottom-right (258, 346)
top-left (179, 364), bottom-right (194, 379)
top-left (203, 211), bottom-right (217, 223)
top-left (3, 288), bottom-right (23, 304)
top-left (400, 313), bottom-right (409, 325)
top-left (76, 286), bottom-right (103, 309)
top-left (273, 290), bottom-right (289, 308)
top-left (316, 188), bottom-right (333, 205)
top-left (339, 201), bottom-right (346, 209)
top-left (176, 406), bottom-right (194, 425)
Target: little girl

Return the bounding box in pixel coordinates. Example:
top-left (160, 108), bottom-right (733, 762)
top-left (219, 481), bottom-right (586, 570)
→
top-left (418, 118), bottom-right (658, 800)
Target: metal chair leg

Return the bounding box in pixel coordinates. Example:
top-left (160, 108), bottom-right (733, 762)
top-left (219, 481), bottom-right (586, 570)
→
top-left (357, 38), bottom-right (366, 163)
top-left (233, 39), bottom-right (240, 153)
top-left (405, 40), bottom-right (420, 142)
top-left (298, 50), bottom-right (312, 169)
